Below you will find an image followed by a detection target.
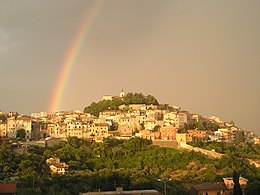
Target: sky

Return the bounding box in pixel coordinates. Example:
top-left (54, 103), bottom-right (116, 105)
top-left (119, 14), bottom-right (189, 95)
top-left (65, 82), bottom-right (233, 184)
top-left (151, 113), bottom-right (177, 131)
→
top-left (0, 0), bottom-right (259, 135)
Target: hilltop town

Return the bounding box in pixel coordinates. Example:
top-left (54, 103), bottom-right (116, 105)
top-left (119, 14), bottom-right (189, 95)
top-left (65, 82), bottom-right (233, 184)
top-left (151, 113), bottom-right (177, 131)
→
top-left (0, 90), bottom-right (259, 145)
top-left (0, 91), bottom-right (260, 195)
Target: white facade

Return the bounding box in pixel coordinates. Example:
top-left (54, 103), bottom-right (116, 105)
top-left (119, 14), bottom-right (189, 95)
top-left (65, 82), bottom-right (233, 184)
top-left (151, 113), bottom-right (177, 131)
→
top-left (0, 123), bottom-right (7, 137)
top-left (7, 116), bottom-right (32, 139)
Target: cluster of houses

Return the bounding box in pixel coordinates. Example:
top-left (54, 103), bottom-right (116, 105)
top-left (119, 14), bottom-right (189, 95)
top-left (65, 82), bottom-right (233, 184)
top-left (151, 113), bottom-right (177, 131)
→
top-left (0, 92), bottom-right (259, 145)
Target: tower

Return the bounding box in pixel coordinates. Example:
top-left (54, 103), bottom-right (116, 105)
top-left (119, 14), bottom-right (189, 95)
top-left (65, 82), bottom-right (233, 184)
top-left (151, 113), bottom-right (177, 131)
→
top-left (120, 89), bottom-right (125, 98)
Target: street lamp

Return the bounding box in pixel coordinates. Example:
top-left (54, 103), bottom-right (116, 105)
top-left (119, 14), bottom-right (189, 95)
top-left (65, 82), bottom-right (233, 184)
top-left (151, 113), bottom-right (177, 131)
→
top-left (158, 178), bottom-right (172, 195)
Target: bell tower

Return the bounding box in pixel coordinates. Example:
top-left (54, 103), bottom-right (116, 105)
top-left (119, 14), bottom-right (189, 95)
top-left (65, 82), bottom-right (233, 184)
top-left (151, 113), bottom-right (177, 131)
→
top-left (120, 89), bottom-right (125, 98)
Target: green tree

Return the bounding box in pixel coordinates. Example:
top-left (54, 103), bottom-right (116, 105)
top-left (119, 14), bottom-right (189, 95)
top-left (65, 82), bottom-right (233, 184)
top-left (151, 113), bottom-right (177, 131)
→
top-left (233, 170), bottom-right (243, 195)
top-left (153, 125), bottom-right (161, 132)
top-left (145, 95), bottom-right (159, 105)
top-left (140, 122), bottom-right (145, 130)
top-left (0, 142), bottom-right (18, 179)
top-left (245, 180), bottom-right (260, 195)
top-left (16, 129), bottom-right (26, 139)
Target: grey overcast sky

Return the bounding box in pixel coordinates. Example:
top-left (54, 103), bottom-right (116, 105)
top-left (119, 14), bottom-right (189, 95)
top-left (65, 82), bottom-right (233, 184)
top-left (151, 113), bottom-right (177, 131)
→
top-left (0, 0), bottom-right (259, 135)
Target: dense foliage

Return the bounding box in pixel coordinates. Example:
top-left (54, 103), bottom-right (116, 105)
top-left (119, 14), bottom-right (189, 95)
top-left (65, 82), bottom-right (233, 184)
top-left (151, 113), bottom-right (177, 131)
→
top-left (123, 93), bottom-right (158, 105)
top-left (180, 121), bottom-right (220, 132)
top-left (84, 92), bottom-right (158, 116)
top-left (0, 138), bottom-right (260, 195)
top-left (16, 129), bottom-right (26, 139)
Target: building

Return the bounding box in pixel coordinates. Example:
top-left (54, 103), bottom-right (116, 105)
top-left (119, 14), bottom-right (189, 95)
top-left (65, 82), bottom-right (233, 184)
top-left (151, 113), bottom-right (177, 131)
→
top-left (31, 121), bottom-right (48, 139)
top-left (137, 129), bottom-right (160, 140)
top-left (190, 182), bottom-right (227, 195)
top-left (89, 123), bottom-right (109, 142)
top-left (120, 89), bottom-right (125, 98)
top-left (163, 112), bottom-right (177, 126)
top-left (102, 95), bottom-right (113, 101)
top-left (49, 163), bottom-right (69, 175)
top-left (7, 116), bottom-right (32, 139)
top-left (47, 123), bottom-right (66, 138)
top-left (223, 177), bottom-right (248, 191)
top-left (176, 133), bottom-right (190, 144)
top-left (0, 123), bottom-right (7, 137)
top-left (0, 183), bottom-right (17, 195)
top-left (30, 112), bottom-right (48, 118)
top-left (175, 111), bottom-right (188, 128)
top-left (80, 187), bottom-right (161, 195)
top-left (187, 130), bottom-right (212, 141)
top-left (46, 157), bottom-right (61, 165)
top-left (46, 157), bottom-right (69, 175)
top-left (160, 126), bottom-right (178, 140)
top-left (66, 120), bottom-right (88, 138)
top-left (190, 177), bottom-right (248, 195)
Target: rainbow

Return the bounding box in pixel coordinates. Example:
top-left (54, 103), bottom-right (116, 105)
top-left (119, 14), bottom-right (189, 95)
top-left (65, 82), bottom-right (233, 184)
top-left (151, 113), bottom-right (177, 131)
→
top-left (49, 1), bottom-right (102, 113)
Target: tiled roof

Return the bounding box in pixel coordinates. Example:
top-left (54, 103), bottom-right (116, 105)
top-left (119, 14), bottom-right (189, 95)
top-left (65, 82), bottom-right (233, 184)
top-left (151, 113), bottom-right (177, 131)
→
top-left (193, 182), bottom-right (227, 191)
top-left (83, 190), bottom-right (161, 195)
top-left (0, 183), bottom-right (17, 193)
top-left (51, 163), bottom-right (68, 168)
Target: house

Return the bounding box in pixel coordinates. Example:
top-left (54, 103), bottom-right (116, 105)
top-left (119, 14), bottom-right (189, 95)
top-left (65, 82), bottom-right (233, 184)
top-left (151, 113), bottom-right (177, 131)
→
top-left (47, 123), bottom-right (66, 138)
top-left (66, 120), bottom-right (88, 138)
top-left (223, 177), bottom-right (248, 194)
top-left (0, 123), bottom-right (7, 137)
top-left (0, 183), bottom-right (17, 195)
top-left (175, 111), bottom-right (188, 128)
top-left (190, 182), bottom-right (227, 195)
top-left (7, 116), bottom-right (32, 139)
top-left (49, 163), bottom-right (69, 175)
top-left (137, 129), bottom-right (160, 140)
top-left (190, 177), bottom-right (248, 195)
top-left (160, 126), bottom-right (178, 140)
top-left (46, 157), bottom-right (69, 175)
top-left (46, 157), bottom-right (61, 165)
top-left (176, 133), bottom-right (190, 144)
top-left (163, 112), bottom-right (177, 126)
top-left (89, 123), bottom-right (109, 142)
top-left (118, 116), bottom-right (139, 136)
top-left (80, 187), bottom-right (161, 195)
top-left (187, 130), bottom-right (210, 141)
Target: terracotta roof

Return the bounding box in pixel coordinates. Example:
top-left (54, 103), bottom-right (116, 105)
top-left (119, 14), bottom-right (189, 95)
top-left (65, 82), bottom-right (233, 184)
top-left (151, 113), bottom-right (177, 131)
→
top-left (0, 184), bottom-right (17, 193)
top-left (51, 163), bottom-right (67, 168)
top-left (193, 182), bottom-right (227, 191)
top-left (83, 190), bottom-right (161, 195)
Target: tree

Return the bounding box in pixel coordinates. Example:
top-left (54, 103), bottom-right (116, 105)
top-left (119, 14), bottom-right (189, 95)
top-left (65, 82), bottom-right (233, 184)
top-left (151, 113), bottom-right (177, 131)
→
top-left (153, 125), bottom-right (161, 132)
top-left (245, 180), bottom-right (260, 195)
top-left (139, 122), bottom-right (145, 130)
top-left (17, 129), bottom-right (26, 139)
top-left (0, 142), bottom-right (18, 179)
top-left (145, 95), bottom-right (159, 105)
top-left (233, 170), bottom-right (243, 195)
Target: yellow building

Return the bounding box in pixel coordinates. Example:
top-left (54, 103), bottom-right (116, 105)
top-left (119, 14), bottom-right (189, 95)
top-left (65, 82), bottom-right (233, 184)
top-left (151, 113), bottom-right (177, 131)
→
top-left (90, 123), bottom-right (109, 142)
top-left (0, 123), bottom-right (7, 137)
top-left (7, 116), bottom-right (32, 139)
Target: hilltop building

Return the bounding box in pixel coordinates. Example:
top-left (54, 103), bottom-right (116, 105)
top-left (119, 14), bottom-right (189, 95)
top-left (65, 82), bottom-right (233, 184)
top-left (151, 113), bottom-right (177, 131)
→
top-left (103, 89), bottom-right (126, 101)
top-left (120, 89), bottom-right (125, 98)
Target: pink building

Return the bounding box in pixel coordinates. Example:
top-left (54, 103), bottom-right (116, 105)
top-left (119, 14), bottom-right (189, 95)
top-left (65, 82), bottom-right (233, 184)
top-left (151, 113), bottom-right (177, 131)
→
top-left (160, 126), bottom-right (178, 140)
